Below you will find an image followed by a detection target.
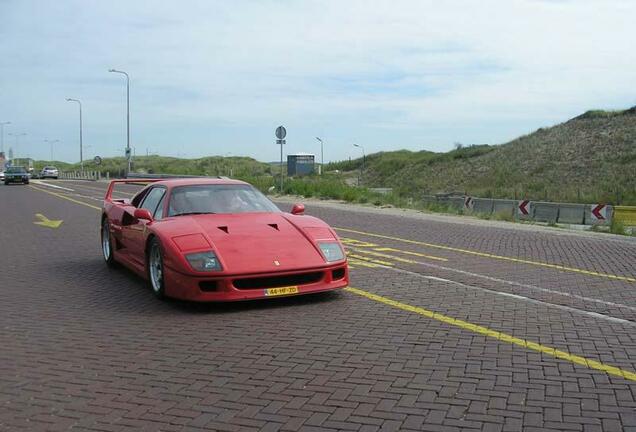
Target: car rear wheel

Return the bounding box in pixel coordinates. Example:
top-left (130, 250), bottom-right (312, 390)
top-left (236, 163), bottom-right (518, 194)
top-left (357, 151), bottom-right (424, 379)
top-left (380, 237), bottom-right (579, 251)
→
top-left (101, 219), bottom-right (117, 267)
top-left (148, 237), bottom-right (166, 299)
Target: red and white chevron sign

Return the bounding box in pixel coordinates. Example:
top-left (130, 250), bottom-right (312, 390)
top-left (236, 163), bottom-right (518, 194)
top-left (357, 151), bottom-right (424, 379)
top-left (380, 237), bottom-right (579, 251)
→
top-left (518, 200), bottom-right (530, 216)
top-left (590, 204), bottom-right (607, 221)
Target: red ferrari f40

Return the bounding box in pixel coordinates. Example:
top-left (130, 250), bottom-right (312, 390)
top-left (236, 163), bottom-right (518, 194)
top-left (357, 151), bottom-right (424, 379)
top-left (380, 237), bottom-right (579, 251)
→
top-left (101, 178), bottom-right (349, 301)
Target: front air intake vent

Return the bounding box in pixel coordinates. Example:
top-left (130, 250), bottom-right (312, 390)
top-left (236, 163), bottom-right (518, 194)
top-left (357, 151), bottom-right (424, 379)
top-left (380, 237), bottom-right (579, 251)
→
top-left (233, 272), bottom-right (324, 290)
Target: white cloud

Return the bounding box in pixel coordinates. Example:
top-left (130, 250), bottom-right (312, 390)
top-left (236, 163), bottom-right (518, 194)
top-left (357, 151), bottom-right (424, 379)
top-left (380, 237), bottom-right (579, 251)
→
top-left (0, 0), bottom-right (634, 162)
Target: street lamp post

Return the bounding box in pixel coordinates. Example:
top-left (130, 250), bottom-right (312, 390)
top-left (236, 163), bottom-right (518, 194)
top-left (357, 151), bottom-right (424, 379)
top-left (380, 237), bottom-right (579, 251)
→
top-left (353, 143), bottom-right (365, 185)
top-left (8, 132), bottom-right (27, 159)
top-left (44, 139), bottom-right (60, 161)
top-left (66, 98), bottom-right (83, 171)
top-left (315, 137), bottom-right (323, 175)
top-left (109, 68), bottom-right (131, 175)
top-left (0, 121), bottom-right (10, 155)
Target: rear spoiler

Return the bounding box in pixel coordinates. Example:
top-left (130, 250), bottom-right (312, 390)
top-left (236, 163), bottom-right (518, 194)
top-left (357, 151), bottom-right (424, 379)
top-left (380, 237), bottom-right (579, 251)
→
top-left (105, 179), bottom-right (162, 202)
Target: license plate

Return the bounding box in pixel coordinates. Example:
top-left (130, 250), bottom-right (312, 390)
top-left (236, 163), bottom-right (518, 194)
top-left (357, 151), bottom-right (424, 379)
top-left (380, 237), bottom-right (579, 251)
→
top-left (265, 286), bottom-right (299, 296)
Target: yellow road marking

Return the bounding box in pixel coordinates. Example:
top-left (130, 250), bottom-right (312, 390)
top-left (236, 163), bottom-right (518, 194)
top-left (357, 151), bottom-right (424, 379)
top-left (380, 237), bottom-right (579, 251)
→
top-left (33, 213), bottom-right (63, 229)
top-left (372, 247), bottom-right (448, 262)
top-left (347, 253), bottom-right (394, 267)
top-left (29, 185), bottom-right (102, 211)
top-left (341, 238), bottom-right (379, 248)
top-left (346, 287), bottom-right (636, 382)
top-left (350, 248), bottom-right (423, 265)
top-left (337, 227), bottom-right (636, 283)
top-left (347, 258), bottom-right (382, 268)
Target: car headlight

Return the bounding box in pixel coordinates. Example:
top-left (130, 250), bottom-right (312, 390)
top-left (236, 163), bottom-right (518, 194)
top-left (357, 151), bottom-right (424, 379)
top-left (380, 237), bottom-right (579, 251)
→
top-left (319, 242), bottom-right (345, 262)
top-left (185, 251), bottom-right (222, 271)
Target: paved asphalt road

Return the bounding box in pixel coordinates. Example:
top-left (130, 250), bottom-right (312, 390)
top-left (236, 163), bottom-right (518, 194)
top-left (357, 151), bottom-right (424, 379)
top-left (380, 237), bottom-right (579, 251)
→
top-left (1, 179), bottom-right (636, 431)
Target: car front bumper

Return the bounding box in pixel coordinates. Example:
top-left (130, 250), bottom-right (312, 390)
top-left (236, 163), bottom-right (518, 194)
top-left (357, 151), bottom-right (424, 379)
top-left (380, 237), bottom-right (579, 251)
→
top-left (163, 263), bottom-right (349, 302)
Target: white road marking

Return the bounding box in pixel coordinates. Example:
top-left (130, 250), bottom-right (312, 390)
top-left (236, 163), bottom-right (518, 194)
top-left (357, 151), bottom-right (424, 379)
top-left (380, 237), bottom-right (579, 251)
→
top-left (32, 180), bottom-right (75, 191)
top-left (348, 246), bottom-right (636, 326)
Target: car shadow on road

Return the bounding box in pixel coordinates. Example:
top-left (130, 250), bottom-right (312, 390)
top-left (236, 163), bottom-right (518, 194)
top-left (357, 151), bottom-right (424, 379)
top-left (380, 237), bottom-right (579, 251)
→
top-left (165, 290), bottom-right (343, 315)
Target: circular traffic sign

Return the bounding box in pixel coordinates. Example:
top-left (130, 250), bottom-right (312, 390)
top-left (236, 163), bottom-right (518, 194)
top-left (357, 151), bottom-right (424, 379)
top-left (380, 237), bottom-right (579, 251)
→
top-left (275, 125), bottom-right (286, 140)
top-left (94, 156), bottom-right (102, 165)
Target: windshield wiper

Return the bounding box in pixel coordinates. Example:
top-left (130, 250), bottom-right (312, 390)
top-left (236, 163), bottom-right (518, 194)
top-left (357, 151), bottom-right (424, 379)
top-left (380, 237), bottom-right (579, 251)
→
top-left (172, 211), bottom-right (215, 217)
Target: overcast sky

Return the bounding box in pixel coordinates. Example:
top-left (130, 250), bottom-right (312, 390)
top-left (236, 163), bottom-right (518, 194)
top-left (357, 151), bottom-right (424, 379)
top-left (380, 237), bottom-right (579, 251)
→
top-left (1, 0), bottom-right (634, 163)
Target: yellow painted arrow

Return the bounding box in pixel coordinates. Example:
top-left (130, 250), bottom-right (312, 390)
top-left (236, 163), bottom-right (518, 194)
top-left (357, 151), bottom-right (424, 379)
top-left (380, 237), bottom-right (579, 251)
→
top-left (33, 213), bottom-right (63, 229)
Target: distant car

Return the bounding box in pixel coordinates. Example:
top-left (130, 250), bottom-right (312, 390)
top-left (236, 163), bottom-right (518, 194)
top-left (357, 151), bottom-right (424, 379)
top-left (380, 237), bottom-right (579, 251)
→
top-left (101, 178), bottom-right (349, 301)
top-left (40, 166), bottom-right (59, 179)
top-left (4, 166), bottom-right (29, 185)
top-left (0, 170), bottom-right (4, 181)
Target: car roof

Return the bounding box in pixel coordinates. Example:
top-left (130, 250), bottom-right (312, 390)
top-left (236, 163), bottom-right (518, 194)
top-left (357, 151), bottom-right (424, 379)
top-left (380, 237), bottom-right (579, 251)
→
top-left (152, 178), bottom-right (250, 188)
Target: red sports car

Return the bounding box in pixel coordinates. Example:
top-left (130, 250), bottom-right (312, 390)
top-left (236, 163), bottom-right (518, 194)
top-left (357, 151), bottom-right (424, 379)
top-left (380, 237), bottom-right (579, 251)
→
top-left (101, 178), bottom-right (349, 301)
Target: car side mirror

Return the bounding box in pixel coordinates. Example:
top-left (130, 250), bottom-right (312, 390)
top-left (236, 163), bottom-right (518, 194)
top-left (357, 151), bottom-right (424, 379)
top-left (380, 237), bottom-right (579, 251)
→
top-left (291, 203), bottom-right (305, 215)
top-left (134, 208), bottom-right (153, 222)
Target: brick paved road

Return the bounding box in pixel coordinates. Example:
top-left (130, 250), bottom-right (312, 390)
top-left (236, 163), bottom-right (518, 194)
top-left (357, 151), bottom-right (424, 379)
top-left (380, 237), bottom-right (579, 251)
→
top-left (1, 179), bottom-right (636, 431)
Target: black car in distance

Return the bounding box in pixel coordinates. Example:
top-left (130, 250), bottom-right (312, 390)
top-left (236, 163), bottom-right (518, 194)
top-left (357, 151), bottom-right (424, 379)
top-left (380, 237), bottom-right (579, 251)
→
top-left (4, 166), bottom-right (30, 185)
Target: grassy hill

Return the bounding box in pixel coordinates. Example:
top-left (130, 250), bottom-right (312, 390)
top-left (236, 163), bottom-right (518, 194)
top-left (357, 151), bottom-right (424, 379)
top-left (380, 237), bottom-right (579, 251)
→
top-left (327, 107), bottom-right (636, 205)
top-left (35, 155), bottom-right (273, 178)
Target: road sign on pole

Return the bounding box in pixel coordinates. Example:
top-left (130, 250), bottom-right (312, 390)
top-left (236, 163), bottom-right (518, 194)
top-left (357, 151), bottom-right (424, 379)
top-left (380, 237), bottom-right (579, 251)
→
top-left (276, 126), bottom-right (286, 192)
top-left (94, 156), bottom-right (102, 166)
top-left (275, 126), bottom-right (287, 140)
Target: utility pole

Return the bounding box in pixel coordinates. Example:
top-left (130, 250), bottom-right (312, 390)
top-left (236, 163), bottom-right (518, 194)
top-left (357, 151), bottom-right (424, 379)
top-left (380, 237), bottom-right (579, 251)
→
top-left (315, 137), bottom-right (324, 175)
top-left (66, 98), bottom-right (83, 172)
top-left (0, 121), bottom-right (10, 155)
top-left (275, 126), bottom-right (287, 192)
top-left (353, 143), bottom-right (365, 185)
top-left (8, 132), bottom-right (27, 159)
top-left (109, 68), bottom-right (131, 175)
top-left (44, 139), bottom-right (60, 161)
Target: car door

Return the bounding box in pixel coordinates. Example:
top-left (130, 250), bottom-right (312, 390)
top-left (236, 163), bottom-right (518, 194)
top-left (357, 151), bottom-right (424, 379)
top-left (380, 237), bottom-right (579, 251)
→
top-left (123, 186), bottom-right (166, 267)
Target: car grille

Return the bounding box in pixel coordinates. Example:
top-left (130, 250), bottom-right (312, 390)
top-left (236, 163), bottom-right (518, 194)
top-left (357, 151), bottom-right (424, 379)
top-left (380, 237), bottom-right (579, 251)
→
top-left (233, 271), bottom-right (324, 290)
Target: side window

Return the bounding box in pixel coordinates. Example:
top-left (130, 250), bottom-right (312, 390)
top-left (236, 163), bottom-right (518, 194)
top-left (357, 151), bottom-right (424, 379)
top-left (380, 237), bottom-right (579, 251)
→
top-left (132, 188), bottom-right (151, 207)
top-left (153, 194), bottom-right (166, 220)
top-left (140, 188), bottom-right (166, 216)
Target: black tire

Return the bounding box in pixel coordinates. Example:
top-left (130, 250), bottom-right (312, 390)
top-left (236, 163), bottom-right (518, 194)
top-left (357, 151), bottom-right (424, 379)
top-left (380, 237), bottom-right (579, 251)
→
top-left (24, 181), bottom-right (29, 185)
top-left (101, 219), bottom-right (117, 268)
top-left (147, 237), bottom-right (166, 299)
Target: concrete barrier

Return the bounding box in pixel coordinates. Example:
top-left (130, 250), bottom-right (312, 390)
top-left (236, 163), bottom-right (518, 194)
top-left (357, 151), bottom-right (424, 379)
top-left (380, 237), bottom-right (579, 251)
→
top-left (533, 202), bottom-right (559, 223)
top-left (557, 203), bottom-right (585, 225)
top-left (472, 198), bottom-right (493, 214)
top-left (492, 199), bottom-right (516, 218)
top-left (613, 206), bottom-right (636, 226)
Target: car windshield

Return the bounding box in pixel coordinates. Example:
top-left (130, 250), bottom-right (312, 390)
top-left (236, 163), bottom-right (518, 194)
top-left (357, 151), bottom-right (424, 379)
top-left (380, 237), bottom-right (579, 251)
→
top-left (7, 167), bottom-right (26, 173)
top-left (44, 166), bottom-right (57, 170)
top-left (168, 184), bottom-right (281, 216)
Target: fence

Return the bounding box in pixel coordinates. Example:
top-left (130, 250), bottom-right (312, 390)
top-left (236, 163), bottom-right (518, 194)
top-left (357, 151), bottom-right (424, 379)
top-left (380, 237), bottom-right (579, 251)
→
top-left (59, 171), bottom-right (105, 181)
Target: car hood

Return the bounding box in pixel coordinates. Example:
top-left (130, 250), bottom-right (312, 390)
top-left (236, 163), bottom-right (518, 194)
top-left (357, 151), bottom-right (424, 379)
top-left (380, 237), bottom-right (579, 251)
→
top-left (169, 213), bottom-right (333, 274)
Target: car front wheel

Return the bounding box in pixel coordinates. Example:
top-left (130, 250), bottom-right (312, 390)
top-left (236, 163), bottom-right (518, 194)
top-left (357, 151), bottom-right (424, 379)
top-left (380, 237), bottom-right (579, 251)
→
top-left (148, 237), bottom-right (166, 299)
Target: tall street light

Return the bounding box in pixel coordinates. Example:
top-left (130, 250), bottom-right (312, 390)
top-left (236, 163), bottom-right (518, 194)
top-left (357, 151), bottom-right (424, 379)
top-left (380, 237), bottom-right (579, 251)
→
top-left (44, 139), bottom-right (60, 161)
top-left (315, 137), bottom-right (324, 175)
top-left (66, 98), bottom-right (83, 172)
top-left (353, 143), bottom-right (365, 185)
top-left (109, 68), bottom-right (131, 174)
top-left (0, 121), bottom-right (10, 155)
top-left (8, 132), bottom-right (27, 159)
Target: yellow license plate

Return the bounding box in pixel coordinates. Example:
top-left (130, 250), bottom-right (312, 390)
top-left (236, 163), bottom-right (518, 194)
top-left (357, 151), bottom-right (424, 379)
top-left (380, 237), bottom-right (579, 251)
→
top-left (265, 286), bottom-right (299, 296)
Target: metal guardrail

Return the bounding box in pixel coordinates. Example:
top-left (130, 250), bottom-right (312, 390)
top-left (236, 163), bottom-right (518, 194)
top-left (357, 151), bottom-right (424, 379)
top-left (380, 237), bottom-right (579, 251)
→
top-left (430, 194), bottom-right (629, 226)
top-left (613, 206), bottom-right (636, 226)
